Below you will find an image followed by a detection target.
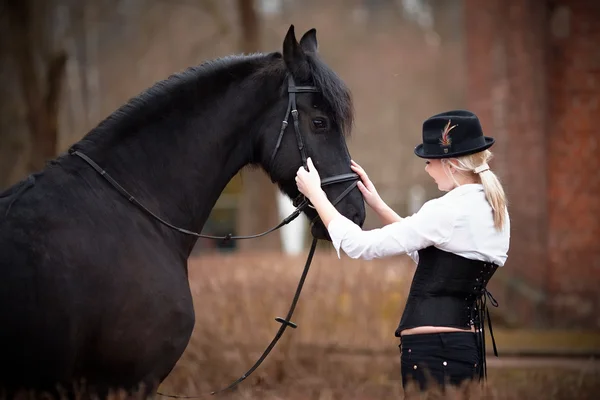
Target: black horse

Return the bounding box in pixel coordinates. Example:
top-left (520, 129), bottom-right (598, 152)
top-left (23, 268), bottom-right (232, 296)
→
top-left (0, 25), bottom-right (365, 398)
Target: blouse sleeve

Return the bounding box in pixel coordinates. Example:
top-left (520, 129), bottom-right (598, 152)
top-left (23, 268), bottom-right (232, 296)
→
top-left (327, 198), bottom-right (456, 260)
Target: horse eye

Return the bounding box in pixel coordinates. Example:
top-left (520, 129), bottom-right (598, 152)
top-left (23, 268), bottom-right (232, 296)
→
top-left (312, 118), bottom-right (328, 131)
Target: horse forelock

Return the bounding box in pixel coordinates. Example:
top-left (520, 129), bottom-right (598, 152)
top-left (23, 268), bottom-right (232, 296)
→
top-left (252, 51), bottom-right (354, 138)
top-left (304, 54), bottom-right (354, 138)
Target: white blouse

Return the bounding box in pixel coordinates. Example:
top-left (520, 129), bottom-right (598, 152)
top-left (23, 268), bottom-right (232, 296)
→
top-left (327, 184), bottom-right (510, 266)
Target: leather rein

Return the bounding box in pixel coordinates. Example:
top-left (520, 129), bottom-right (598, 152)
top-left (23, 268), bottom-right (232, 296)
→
top-left (70, 74), bottom-right (359, 397)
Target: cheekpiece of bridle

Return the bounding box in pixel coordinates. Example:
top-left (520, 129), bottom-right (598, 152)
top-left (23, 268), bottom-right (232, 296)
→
top-left (69, 73), bottom-right (359, 398)
top-left (269, 75), bottom-right (358, 211)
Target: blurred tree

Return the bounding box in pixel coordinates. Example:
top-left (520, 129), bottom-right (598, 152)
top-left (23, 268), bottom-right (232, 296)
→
top-left (0, 0), bottom-right (228, 190)
top-left (234, 0), bottom-right (282, 251)
top-left (0, 1), bottom-right (25, 188)
top-left (1, 0), bottom-right (67, 183)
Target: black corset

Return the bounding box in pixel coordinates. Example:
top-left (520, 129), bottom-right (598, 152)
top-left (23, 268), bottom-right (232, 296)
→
top-left (396, 246), bottom-right (499, 379)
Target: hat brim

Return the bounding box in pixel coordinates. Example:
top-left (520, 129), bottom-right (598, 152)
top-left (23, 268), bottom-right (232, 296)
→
top-left (414, 137), bottom-right (495, 159)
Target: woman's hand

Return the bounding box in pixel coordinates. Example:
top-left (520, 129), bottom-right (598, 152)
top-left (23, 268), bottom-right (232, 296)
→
top-left (295, 157), bottom-right (324, 202)
top-left (351, 160), bottom-right (384, 212)
top-left (295, 157), bottom-right (342, 227)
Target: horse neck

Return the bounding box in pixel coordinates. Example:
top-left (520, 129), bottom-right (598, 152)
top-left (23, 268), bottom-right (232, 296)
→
top-left (70, 56), bottom-right (283, 254)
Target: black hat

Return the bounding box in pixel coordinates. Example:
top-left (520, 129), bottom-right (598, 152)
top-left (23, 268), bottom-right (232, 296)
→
top-left (414, 110), bottom-right (494, 159)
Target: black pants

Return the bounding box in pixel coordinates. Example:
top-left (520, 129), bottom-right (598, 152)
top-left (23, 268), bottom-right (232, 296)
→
top-left (399, 332), bottom-right (480, 391)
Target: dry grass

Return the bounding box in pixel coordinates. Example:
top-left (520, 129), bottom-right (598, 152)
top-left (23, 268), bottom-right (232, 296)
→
top-left (155, 250), bottom-right (600, 400)
top-left (185, 250), bottom-right (413, 350)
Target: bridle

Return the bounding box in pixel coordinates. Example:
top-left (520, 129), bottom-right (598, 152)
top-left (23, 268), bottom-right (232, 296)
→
top-left (69, 73), bottom-right (360, 397)
top-left (269, 74), bottom-right (359, 212)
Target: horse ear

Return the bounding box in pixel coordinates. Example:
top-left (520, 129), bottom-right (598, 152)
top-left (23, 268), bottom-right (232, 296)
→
top-left (283, 24), bottom-right (306, 70)
top-left (299, 28), bottom-right (318, 53)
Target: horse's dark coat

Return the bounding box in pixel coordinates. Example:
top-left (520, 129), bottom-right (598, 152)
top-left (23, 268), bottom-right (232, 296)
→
top-left (0, 26), bottom-right (365, 397)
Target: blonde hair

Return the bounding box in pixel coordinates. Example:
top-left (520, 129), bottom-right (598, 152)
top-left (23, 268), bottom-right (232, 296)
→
top-left (442, 150), bottom-right (507, 231)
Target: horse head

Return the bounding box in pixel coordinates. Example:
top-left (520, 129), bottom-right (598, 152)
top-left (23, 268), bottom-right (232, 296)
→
top-left (255, 25), bottom-right (366, 239)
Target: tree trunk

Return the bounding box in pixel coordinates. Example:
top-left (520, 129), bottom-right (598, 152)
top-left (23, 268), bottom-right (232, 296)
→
top-left (234, 0), bottom-right (282, 252)
top-left (0, 88), bottom-right (26, 188)
top-left (0, 5), bottom-right (25, 188)
top-left (5, 0), bottom-right (67, 176)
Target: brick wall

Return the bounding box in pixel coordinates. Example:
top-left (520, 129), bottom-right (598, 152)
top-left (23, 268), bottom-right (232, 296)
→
top-left (546, 0), bottom-right (600, 328)
top-left (465, 0), bottom-right (600, 328)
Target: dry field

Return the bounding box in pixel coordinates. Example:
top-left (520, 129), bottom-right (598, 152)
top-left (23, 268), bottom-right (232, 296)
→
top-left (155, 250), bottom-right (600, 400)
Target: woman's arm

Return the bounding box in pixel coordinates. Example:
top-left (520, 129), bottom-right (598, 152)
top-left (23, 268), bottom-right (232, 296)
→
top-left (304, 188), bottom-right (341, 228)
top-left (296, 158), bottom-right (456, 260)
top-left (296, 158), bottom-right (401, 225)
top-left (350, 160), bottom-right (402, 224)
top-left (372, 202), bottom-right (403, 225)
top-left (295, 158), bottom-right (342, 228)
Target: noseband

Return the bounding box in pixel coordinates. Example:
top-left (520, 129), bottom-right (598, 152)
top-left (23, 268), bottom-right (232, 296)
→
top-left (69, 73), bottom-right (360, 398)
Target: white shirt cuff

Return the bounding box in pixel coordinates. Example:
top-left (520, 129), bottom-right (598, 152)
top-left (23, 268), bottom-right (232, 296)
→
top-left (327, 216), bottom-right (356, 259)
top-left (408, 251), bottom-right (419, 264)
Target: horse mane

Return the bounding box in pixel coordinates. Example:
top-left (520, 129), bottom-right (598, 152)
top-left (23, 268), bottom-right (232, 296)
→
top-left (80, 54), bottom-right (268, 142)
top-left (74, 50), bottom-right (354, 150)
top-left (302, 52), bottom-right (354, 136)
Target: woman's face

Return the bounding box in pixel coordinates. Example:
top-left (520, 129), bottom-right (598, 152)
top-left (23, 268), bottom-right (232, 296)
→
top-left (425, 159), bottom-right (456, 192)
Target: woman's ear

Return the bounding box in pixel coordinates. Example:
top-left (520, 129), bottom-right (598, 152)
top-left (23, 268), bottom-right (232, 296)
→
top-left (446, 159), bottom-right (458, 173)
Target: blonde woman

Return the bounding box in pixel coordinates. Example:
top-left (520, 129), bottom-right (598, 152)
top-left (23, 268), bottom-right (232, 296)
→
top-left (295, 110), bottom-right (510, 392)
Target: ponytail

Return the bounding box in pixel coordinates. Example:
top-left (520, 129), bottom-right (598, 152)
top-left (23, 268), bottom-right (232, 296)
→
top-left (444, 150), bottom-right (508, 231)
top-left (478, 165), bottom-right (507, 230)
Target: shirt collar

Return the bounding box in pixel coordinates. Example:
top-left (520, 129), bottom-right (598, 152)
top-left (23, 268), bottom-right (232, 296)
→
top-left (446, 183), bottom-right (484, 197)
